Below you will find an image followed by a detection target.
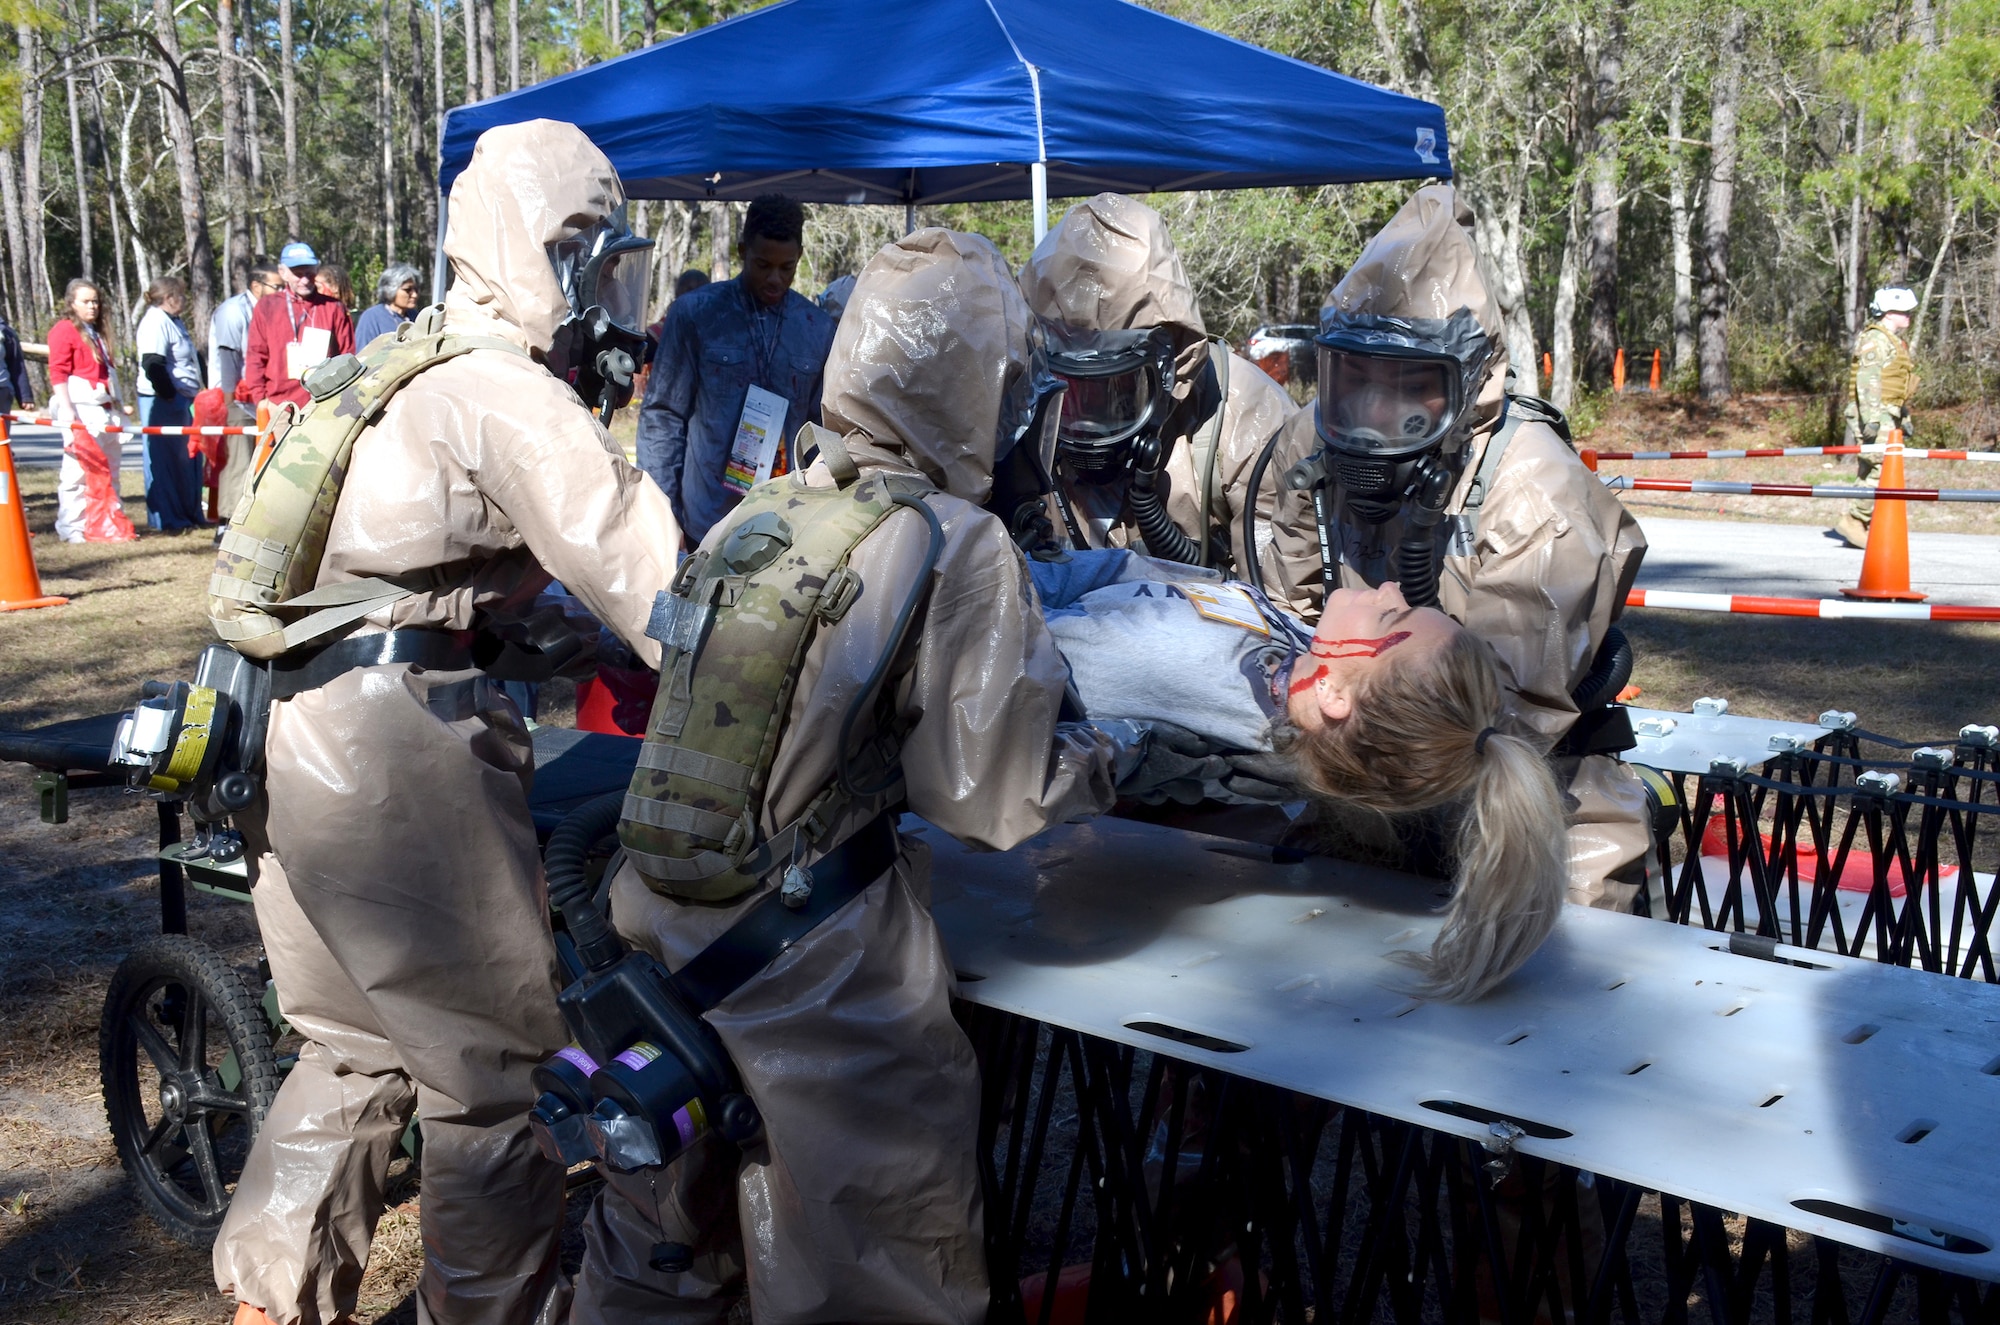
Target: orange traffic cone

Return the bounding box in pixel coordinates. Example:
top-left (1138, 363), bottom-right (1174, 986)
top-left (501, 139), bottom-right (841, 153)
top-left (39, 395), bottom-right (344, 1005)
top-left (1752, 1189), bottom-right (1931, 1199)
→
top-left (1613, 347), bottom-right (1627, 393)
top-left (1842, 428), bottom-right (1925, 602)
top-left (1649, 348), bottom-right (1662, 392)
top-left (0, 418), bottom-right (69, 611)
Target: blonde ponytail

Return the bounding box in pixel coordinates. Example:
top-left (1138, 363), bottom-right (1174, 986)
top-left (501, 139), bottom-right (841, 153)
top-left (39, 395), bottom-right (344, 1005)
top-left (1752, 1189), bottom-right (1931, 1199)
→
top-left (1283, 629), bottom-right (1570, 1001)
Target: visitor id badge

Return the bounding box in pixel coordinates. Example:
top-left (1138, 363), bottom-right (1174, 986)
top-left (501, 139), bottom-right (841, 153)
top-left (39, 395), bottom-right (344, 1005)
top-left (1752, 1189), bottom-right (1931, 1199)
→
top-left (284, 326), bottom-right (332, 380)
top-left (1182, 584), bottom-right (1269, 636)
top-left (722, 384), bottom-right (788, 495)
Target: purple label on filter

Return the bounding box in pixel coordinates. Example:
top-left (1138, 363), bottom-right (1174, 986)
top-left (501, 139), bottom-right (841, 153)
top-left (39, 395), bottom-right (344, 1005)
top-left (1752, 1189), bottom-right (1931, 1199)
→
top-left (672, 1102), bottom-right (702, 1150)
top-left (556, 1045), bottom-right (600, 1075)
top-left (614, 1041), bottom-right (663, 1071)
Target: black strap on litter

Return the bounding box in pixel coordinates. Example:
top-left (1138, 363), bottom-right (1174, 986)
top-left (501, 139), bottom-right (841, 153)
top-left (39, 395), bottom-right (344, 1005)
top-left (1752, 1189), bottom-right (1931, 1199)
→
top-left (670, 812), bottom-right (900, 1014)
top-left (268, 628), bottom-right (474, 699)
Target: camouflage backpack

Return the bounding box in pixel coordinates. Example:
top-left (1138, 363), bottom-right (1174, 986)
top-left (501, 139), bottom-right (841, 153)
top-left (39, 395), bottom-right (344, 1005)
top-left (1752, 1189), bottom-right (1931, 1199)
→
top-left (207, 306), bottom-right (527, 659)
top-left (619, 428), bottom-right (933, 901)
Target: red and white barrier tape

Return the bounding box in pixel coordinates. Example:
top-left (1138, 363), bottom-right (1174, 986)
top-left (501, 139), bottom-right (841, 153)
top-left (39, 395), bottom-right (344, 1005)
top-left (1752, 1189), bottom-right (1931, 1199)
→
top-left (5, 411), bottom-right (256, 437)
top-left (1601, 475), bottom-right (2000, 502)
top-left (1625, 589), bottom-right (2000, 621)
top-left (1587, 445), bottom-right (2000, 462)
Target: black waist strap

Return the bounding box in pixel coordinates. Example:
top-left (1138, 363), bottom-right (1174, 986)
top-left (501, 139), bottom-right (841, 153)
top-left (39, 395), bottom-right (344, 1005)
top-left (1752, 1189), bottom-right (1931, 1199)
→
top-left (268, 629), bottom-right (473, 699)
top-left (670, 813), bottom-right (900, 1013)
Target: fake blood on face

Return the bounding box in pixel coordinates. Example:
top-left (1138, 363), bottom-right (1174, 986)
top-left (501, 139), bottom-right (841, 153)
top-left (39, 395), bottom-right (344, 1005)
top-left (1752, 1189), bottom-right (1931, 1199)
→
top-left (1285, 631), bottom-right (1413, 696)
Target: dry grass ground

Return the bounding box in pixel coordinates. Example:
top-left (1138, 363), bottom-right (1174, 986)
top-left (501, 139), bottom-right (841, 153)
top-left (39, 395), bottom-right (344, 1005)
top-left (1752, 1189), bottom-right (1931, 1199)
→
top-left (1, 394), bottom-right (1989, 1322)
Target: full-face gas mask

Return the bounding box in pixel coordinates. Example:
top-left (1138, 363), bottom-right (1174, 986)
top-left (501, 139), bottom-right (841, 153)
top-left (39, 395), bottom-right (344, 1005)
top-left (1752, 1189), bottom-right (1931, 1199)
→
top-left (1279, 308), bottom-right (1497, 606)
top-left (545, 204), bottom-right (655, 420)
top-left (1044, 322), bottom-right (1179, 485)
top-left (1313, 309), bottom-right (1496, 525)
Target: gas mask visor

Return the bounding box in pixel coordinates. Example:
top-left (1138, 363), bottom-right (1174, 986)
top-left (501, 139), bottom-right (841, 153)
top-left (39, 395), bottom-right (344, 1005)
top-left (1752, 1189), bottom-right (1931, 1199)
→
top-left (545, 205), bottom-right (656, 416)
top-left (1044, 323), bottom-right (1177, 479)
top-left (546, 204), bottom-right (655, 336)
top-left (1315, 311), bottom-right (1494, 461)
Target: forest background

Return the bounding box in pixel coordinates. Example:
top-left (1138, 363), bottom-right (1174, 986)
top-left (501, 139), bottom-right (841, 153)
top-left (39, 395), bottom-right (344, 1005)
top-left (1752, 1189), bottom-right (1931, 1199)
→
top-left (2, 0), bottom-right (1997, 435)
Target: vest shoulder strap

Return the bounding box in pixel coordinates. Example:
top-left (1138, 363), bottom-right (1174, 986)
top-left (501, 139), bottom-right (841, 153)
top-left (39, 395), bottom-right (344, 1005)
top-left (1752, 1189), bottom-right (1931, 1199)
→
top-left (619, 470), bottom-right (933, 902)
top-left (207, 317), bottom-right (528, 659)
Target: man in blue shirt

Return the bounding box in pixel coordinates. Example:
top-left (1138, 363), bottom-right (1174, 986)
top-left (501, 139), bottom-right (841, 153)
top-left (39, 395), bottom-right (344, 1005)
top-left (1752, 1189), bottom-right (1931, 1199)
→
top-left (636, 194), bottom-right (836, 543)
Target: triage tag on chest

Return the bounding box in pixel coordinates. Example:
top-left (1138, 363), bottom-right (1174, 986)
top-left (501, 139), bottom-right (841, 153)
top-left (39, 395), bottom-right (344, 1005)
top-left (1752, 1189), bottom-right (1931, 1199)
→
top-left (1182, 583), bottom-right (1269, 636)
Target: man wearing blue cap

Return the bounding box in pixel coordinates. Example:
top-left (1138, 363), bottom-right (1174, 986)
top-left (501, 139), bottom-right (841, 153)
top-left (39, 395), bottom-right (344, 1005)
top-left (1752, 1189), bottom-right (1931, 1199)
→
top-left (243, 240), bottom-right (356, 412)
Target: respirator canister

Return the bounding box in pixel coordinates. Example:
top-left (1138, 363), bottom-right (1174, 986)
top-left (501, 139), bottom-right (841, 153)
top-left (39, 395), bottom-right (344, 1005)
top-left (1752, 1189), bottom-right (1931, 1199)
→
top-left (527, 1044), bottom-right (603, 1167)
top-left (583, 1041), bottom-right (712, 1173)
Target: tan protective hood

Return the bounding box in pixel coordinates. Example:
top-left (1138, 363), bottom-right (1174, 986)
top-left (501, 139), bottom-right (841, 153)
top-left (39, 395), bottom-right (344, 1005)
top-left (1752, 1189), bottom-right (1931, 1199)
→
top-left (1020, 193), bottom-right (1206, 346)
top-left (442, 119), bottom-right (624, 352)
top-left (821, 227), bottom-right (1033, 504)
top-left (1325, 183), bottom-right (1508, 425)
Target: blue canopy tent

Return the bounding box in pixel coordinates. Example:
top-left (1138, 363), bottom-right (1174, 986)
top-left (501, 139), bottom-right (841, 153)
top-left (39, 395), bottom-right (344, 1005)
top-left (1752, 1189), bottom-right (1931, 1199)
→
top-left (438, 0), bottom-right (1451, 239)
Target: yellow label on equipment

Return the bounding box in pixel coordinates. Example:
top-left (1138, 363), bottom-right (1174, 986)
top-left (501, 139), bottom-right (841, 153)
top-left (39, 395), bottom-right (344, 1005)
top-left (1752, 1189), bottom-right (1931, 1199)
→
top-left (160, 687), bottom-right (218, 786)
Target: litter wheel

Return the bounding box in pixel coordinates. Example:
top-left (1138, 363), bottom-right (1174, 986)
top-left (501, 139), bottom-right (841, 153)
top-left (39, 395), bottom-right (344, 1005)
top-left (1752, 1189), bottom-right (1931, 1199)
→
top-left (99, 935), bottom-right (280, 1245)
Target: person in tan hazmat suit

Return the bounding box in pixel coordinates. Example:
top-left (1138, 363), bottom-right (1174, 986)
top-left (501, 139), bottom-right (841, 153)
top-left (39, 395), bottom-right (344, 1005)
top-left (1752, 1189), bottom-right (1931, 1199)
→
top-left (565, 228), bottom-right (1126, 1323)
top-left (213, 120), bottom-right (680, 1325)
top-left (1265, 185), bottom-right (1654, 910)
top-left (1014, 193), bottom-right (1316, 609)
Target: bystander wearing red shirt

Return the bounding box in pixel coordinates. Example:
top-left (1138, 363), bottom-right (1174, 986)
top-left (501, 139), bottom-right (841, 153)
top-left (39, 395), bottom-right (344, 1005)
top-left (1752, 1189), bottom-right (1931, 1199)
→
top-left (242, 289), bottom-right (355, 409)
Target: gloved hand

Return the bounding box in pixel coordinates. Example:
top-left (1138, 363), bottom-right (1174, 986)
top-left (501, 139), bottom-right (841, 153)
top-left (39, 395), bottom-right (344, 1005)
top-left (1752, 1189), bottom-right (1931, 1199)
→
top-left (1080, 719), bottom-right (1152, 786)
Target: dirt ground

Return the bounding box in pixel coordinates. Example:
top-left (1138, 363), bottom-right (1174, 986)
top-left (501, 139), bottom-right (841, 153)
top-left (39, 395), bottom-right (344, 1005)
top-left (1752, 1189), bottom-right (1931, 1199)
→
top-left (1, 394), bottom-right (1991, 1322)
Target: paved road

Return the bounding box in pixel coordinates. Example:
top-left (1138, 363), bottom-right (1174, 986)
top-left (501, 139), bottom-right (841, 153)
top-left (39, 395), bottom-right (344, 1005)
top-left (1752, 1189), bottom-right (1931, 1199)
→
top-left (3, 425), bottom-right (142, 471)
top-left (1632, 515), bottom-right (2000, 607)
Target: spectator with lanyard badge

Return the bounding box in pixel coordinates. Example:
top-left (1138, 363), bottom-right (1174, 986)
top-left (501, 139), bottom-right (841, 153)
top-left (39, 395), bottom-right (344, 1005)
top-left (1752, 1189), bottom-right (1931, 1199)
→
top-left (242, 241), bottom-right (356, 415)
top-left (636, 194), bottom-right (836, 544)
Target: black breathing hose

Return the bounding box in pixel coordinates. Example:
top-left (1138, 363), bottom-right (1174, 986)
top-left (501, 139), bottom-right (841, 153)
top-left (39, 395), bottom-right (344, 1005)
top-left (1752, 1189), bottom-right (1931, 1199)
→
top-left (545, 792), bottom-right (628, 974)
top-left (1393, 531), bottom-right (1441, 608)
top-left (1127, 479), bottom-right (1203, 566)
top-left (1569, 626), bottom-right (1634, 712)
top-left (1239, 427), bottom-right (1287, 597)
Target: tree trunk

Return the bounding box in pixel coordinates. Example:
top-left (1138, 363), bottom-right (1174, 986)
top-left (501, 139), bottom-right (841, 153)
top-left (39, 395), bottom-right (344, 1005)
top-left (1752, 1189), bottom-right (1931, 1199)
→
top-left (642, 0), bottom-right (655, 45)
top-left (508, 0), bottom-right (519, 88)
top-left (1845, 107), bottom-right (1866, 335)
top-left (463, 0), bottom-right (478, 100)
top-left (1911, 198), bottom-right (1958, 356)
top-left (1667, 83), bottom-right (1696, 377)
top-left (279, 0), bottom-right (299, 236)
top-left (1550, 203), bottom-right (1582, 411)
top-left (63, 52), bottom-right (93, 281)
top-left (477, 0), bottom-right (496, 99)
top-left (243, 0), bottom-right (267, 255)
top-left (115, 90), bottom-right (156, 294)
top-left (1581, 12), bottom-right (1624, 388)
top-left (19, 23), bottom-right (50, 322)
top-left (380, 0), bottom-right (396, 261)
top-left (408, 0), bottom-right (437, 276)
top-left (216, 0), bottom-right (251, 290)
top-left (709, 201), bottom-right (730, 280)
top-left (608, 0), bottom-right (621, 49)
top-left (1468, 157), bottom-right (1537, 396)
top-left (151, 0), bottom-right (220, 343)
top-left (0, 148), bottom-right (30, 333)
top-left (1697, 10), bottom-right (1745, 403)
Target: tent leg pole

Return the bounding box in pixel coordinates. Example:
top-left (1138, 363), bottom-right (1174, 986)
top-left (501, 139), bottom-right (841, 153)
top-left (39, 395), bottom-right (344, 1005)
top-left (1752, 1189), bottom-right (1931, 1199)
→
top-left (430, 205), bottom-right (449, 304)
top-left (1031, 161), bottom-right (1048, 244)
top-left (905, 200), bottom-right (916, 235)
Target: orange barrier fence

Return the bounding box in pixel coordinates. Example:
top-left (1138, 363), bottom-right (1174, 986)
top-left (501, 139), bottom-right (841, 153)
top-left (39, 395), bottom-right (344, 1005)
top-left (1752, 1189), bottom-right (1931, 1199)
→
top-left (1599, 475), bottom-right (2000, 502)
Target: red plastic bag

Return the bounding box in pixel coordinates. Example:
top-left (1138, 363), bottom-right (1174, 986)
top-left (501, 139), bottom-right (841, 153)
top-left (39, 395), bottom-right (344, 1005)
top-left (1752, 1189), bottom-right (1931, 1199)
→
top-left (66, 425), bottom-right (137, 542)
top-left (191, 387), bottom-right (229, 478)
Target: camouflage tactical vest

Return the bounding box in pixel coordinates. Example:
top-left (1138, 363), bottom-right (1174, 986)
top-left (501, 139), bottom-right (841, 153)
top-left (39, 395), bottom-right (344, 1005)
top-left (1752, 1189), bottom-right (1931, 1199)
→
top-left (207, 306), bottom-right (526, 659)
top-left (619, 438), bottom-right (931, 902)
